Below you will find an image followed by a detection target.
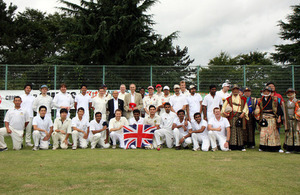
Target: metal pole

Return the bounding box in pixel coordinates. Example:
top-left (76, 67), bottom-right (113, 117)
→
top-left (5, 64), bottom-right (8, 90)
top-left (243, 65), bottom-right (246, 87)
top-left (197, 65), bottom-right (200, 91)
top-left (150, 65), bottom-right (153, 86)
top-left (103, 65), bottom-right (105, 84)
top-left (54, 65), bottom-right (57, 118)
top-left (292, 65), bottom-right (295, 89)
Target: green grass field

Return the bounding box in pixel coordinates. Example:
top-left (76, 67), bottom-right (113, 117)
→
top-left (0, 133), bottom-right (299, 195)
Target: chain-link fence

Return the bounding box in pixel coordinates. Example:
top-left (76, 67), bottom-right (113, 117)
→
top-left (0, 64), bottom-right (299, 125)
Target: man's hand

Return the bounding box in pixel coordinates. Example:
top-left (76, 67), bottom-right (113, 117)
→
top-left (188, 130), bottom-right (193, 134)
top-left (239, 113), bottom-right (245, 118)
top-left (179, 137), bottom-right (185, 144)
top-left (55, 129), bottom-right (60, 133)
top-left (60, 130), bottom-right (66, 134)
top-left (204, 116), bottom-right (207, 121)
top-left (43, 135), bottom-right (50, 141)
top-left (224, 112), bottom-right (230, 117)
top-left (184, 120), bottom-right (188, 126)
top-left (277, 118), bottom-right (281, 123)
top-left (182, 125), bottom-right (187, 131)
top-left (83, 132), bottom-right (88, 139)
top-left (224, 142), bottom-right (229, 148)
top-left (63, 139), bottom-right (68, 145)
top-left (6, 128), bottom-right (12, 134)
top-left (119, 125), bottom-right (123, 130)
top-left (216, 126), bottom-right (222, 131)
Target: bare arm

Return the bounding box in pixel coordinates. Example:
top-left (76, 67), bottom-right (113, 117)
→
top-left (208, 124), bottom-right (221, 131)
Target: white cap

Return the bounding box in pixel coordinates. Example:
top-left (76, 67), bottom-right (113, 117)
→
top-left (163, 86), bottom-right (170, 90)
top-left (173, 84), bottom-right (180, 89)
top-left (222, 83), bottom-right (230, 88)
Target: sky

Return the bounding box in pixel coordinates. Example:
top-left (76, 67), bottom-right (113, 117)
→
top-left (4, 0), bottom-right (299, 66)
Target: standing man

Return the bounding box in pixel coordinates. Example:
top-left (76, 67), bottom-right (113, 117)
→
top-left (169, 84), bottom-right (188, 113)
top-left (243, 87), bottom-right (257, 148)
top-left (52, 108), bottom-right (72, 150)
top-left (108, 90), bottom-right (124, 121)
top-left (208, 107), bottom-right (231, 151)
top-left (90, 112), bottom-right (110, 149)
top-left (221, 84), bottom-right (248, 151)
top-left (266, 82), bottom-right (284, 104)
top-left (33, 85), bottom-right (53, 119)
top-left (109, 109), bottom-right (128, 149)
top-left (92, 87), bottom-right (108, 120)
top-left (118, 84), bottom-right (128, 101)
top-left (202, 85), bottom-right (223, 121)
top-left (102, 84), bottom-right (112, 101)
top-left (186, 85), bottom-right (203, 122)
top-left (155, 84), bottom-right (164, 98)
top-left (157, 86), bottom-right (171, 116)
top-left (283, 88), bottom-right (300, 153)
top-left (53, 83), bottom-right (74, 118)
top-left (0, 96), bottom-right (30, 151)
top-left (75, 84), bottom-right (92, 121)
top-left (32, 106), bottom-right (53, 151)
top-left (179, 81), bottom-right (190, 96)
top-left (154, 102), bottom-right (177, 149)
top-left (139, 87), bottom-right (146, 117)
top-left (254, 86), bottom-right (284, 153)
top-left (124, 84), bottom-right (143, 119)
top-left (128, 109), bottom-right (144, 125)
top-left (71, 107), bottom-right (90, 150)
top-left (172, 109), bottom-right (192, 150)
top-left (20, 83), bottom-right (35, 147)
top-left (143, 86), bottom-right (160, 116)
top-left (216, 82), bottom-right (231, 102)
top-left (144, 105), bottom-right (161, 149)
top-left (191, 112), bottom-right (210, 152)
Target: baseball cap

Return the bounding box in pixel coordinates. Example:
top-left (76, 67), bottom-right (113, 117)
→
top-left (40, 85), bottom-right (48, 89)
top-left (189, 85), bottom-right (196, 89)
top-left (173, 84), bottom-right (180, 89)
top-left (156, 84), bottom-right (162, 88)
top-left (147, 86), bottom-right (154, 90)
top-left (163, 86), bottom-right (170, 90)
top-left (222, 83), bottom-right (230, 88)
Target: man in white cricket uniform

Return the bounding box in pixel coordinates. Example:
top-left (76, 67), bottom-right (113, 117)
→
top-left (52, 108), bottom-right (72, 150)
top-left (154, 102), bottom-right (177, 149)
top-left (172, 109), bottom-right (192, 150)
top-left (32, 105), bottom-right (53, 150)
top-left (144, 105), bottom-right (161, 149)
top-left (128, 109), bottom-right (144, 125)
top-left (202, 85), bottom-right (223, 121)
top-left (118, 84), bottom-right (128, 101)
top-left (53, 83), bottom-right (74, 118)
top-left (187, 85), bottom-right (203, 122)
top-left (92, 87), bottom-right (108, 120)
top-left (33, 85), bottom-right (53, 119)
top-left (179, 81), bottom-right (190, 96)
top-left (208, 107), bottom-right (231, 151)
top-left (157, 86), bottom-right (171, 116)
top-left (75, 84), bottom-right (92, 121)
top-left (0, 96), bottom-right (30, 151)
top-left (71, 107), bottom-right (90, 150)
top-left (109, 109), bottom-right (129, 149)
top-left (155, 84), bottom-right (164, 98)
top-left (143, 86), bottom-right (160, 117)
top-left (90, 111), bottom-right (110, 149)
top-left (216, 82), bottom-right (231, 102)
top-left (169, 84), bottom-right (188, 113)
top-left (191, 112), bottom-right (210, 151)
top-left (20, 83), bottom-right (35, 147)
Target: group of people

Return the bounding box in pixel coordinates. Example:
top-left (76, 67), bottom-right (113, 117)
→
top-left (0, 81), bottom-right (299, 153)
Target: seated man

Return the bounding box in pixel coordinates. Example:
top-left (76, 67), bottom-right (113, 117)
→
top-left (32, 106), bottom-right (53, 151)
top-left (90, 112), bottom-right (110, 149)
top-left (71, 107), bottom-right (90, 150)
top-left (129, 109), bottom-right (144, 125)
top-left (0, 96), bottom-right (30, 151)
top-left (208, 107), bottom-right (231, 151)
top-left (109, 109), bottom-right (129, 149)
top-left (52, 108), bottom-right (72, 150)
top-left (191, 112), bottom-right (210, 151)
top-left (172, 109), bottom-right (192, 150)
top-left (144, 105), bottom-right (161, 149)
top-left (154, 102), bottom-right (177, 149)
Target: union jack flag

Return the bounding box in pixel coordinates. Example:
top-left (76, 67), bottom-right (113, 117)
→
top-left (123, 124), bottom-right (156, 149)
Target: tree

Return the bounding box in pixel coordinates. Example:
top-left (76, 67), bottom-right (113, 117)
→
top-left (272, 4), bottom-right (300, 65)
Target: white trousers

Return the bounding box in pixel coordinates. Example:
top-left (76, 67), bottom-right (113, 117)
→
top-left (208, 131), bottom-right (229, 151)
top-left (52, 132), bottom-right (68, 149)
top-left (154, 128), bottom-right (174, 148)
top-left (0, 126), bottom-right (23, 150)
top-left (191, 133), bottom-right (210, 151)
top-left (72, 131), bottom-right (88, 149)
top-left (91, 132), bottom-right (110, 149)
top-left (110, 131), bottom-right (124, 148)
top-left (173, 128), bottom-right (192, 147)
top-left (32, 130), bottom-right (50, 149)
top-left (25, 118), bottom-right (33, 144)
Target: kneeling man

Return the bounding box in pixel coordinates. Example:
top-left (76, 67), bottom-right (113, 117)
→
top-left (172, 109), bottom-right (192, 150)
top-left (71, 107), bottom-right (90, 150)
top-left (109, 109), bottom-right (128, 149)
top-left (191, 112), bottom-right (210, 151)
top-left (32, 106), bottom-right (53, 150)
top-left (90, 112), bottom-right (110, 149)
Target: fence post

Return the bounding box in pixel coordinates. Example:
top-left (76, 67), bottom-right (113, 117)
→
top-left (292, 65), bottom-right (295, 89)
top-left (54, 65), bottom-right (57, 118)
top-left (4, 65), bottom-right (8, 116)
top-left (243, 65), bottom-right (246, 87)
top-left (103, 65), bottom-right (105, 84)
top-left (150, 65), bottom-right (153, 86)
top-left (197, 65), bottom-right (200, 91)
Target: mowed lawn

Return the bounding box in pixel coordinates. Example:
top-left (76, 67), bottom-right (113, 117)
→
top-left (0, 133), bottom-right (299, 195)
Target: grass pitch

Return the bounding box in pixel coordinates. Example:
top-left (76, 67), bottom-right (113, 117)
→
top-left (0, 133), bottom-right (299, 195)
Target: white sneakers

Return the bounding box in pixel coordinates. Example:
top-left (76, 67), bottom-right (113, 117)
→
top-left (278, 149), bottom-right (284, 153)
top-left (32, 146), bottom-right (39, 151)
top-left (26, 143), bottom-right (33, 147)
